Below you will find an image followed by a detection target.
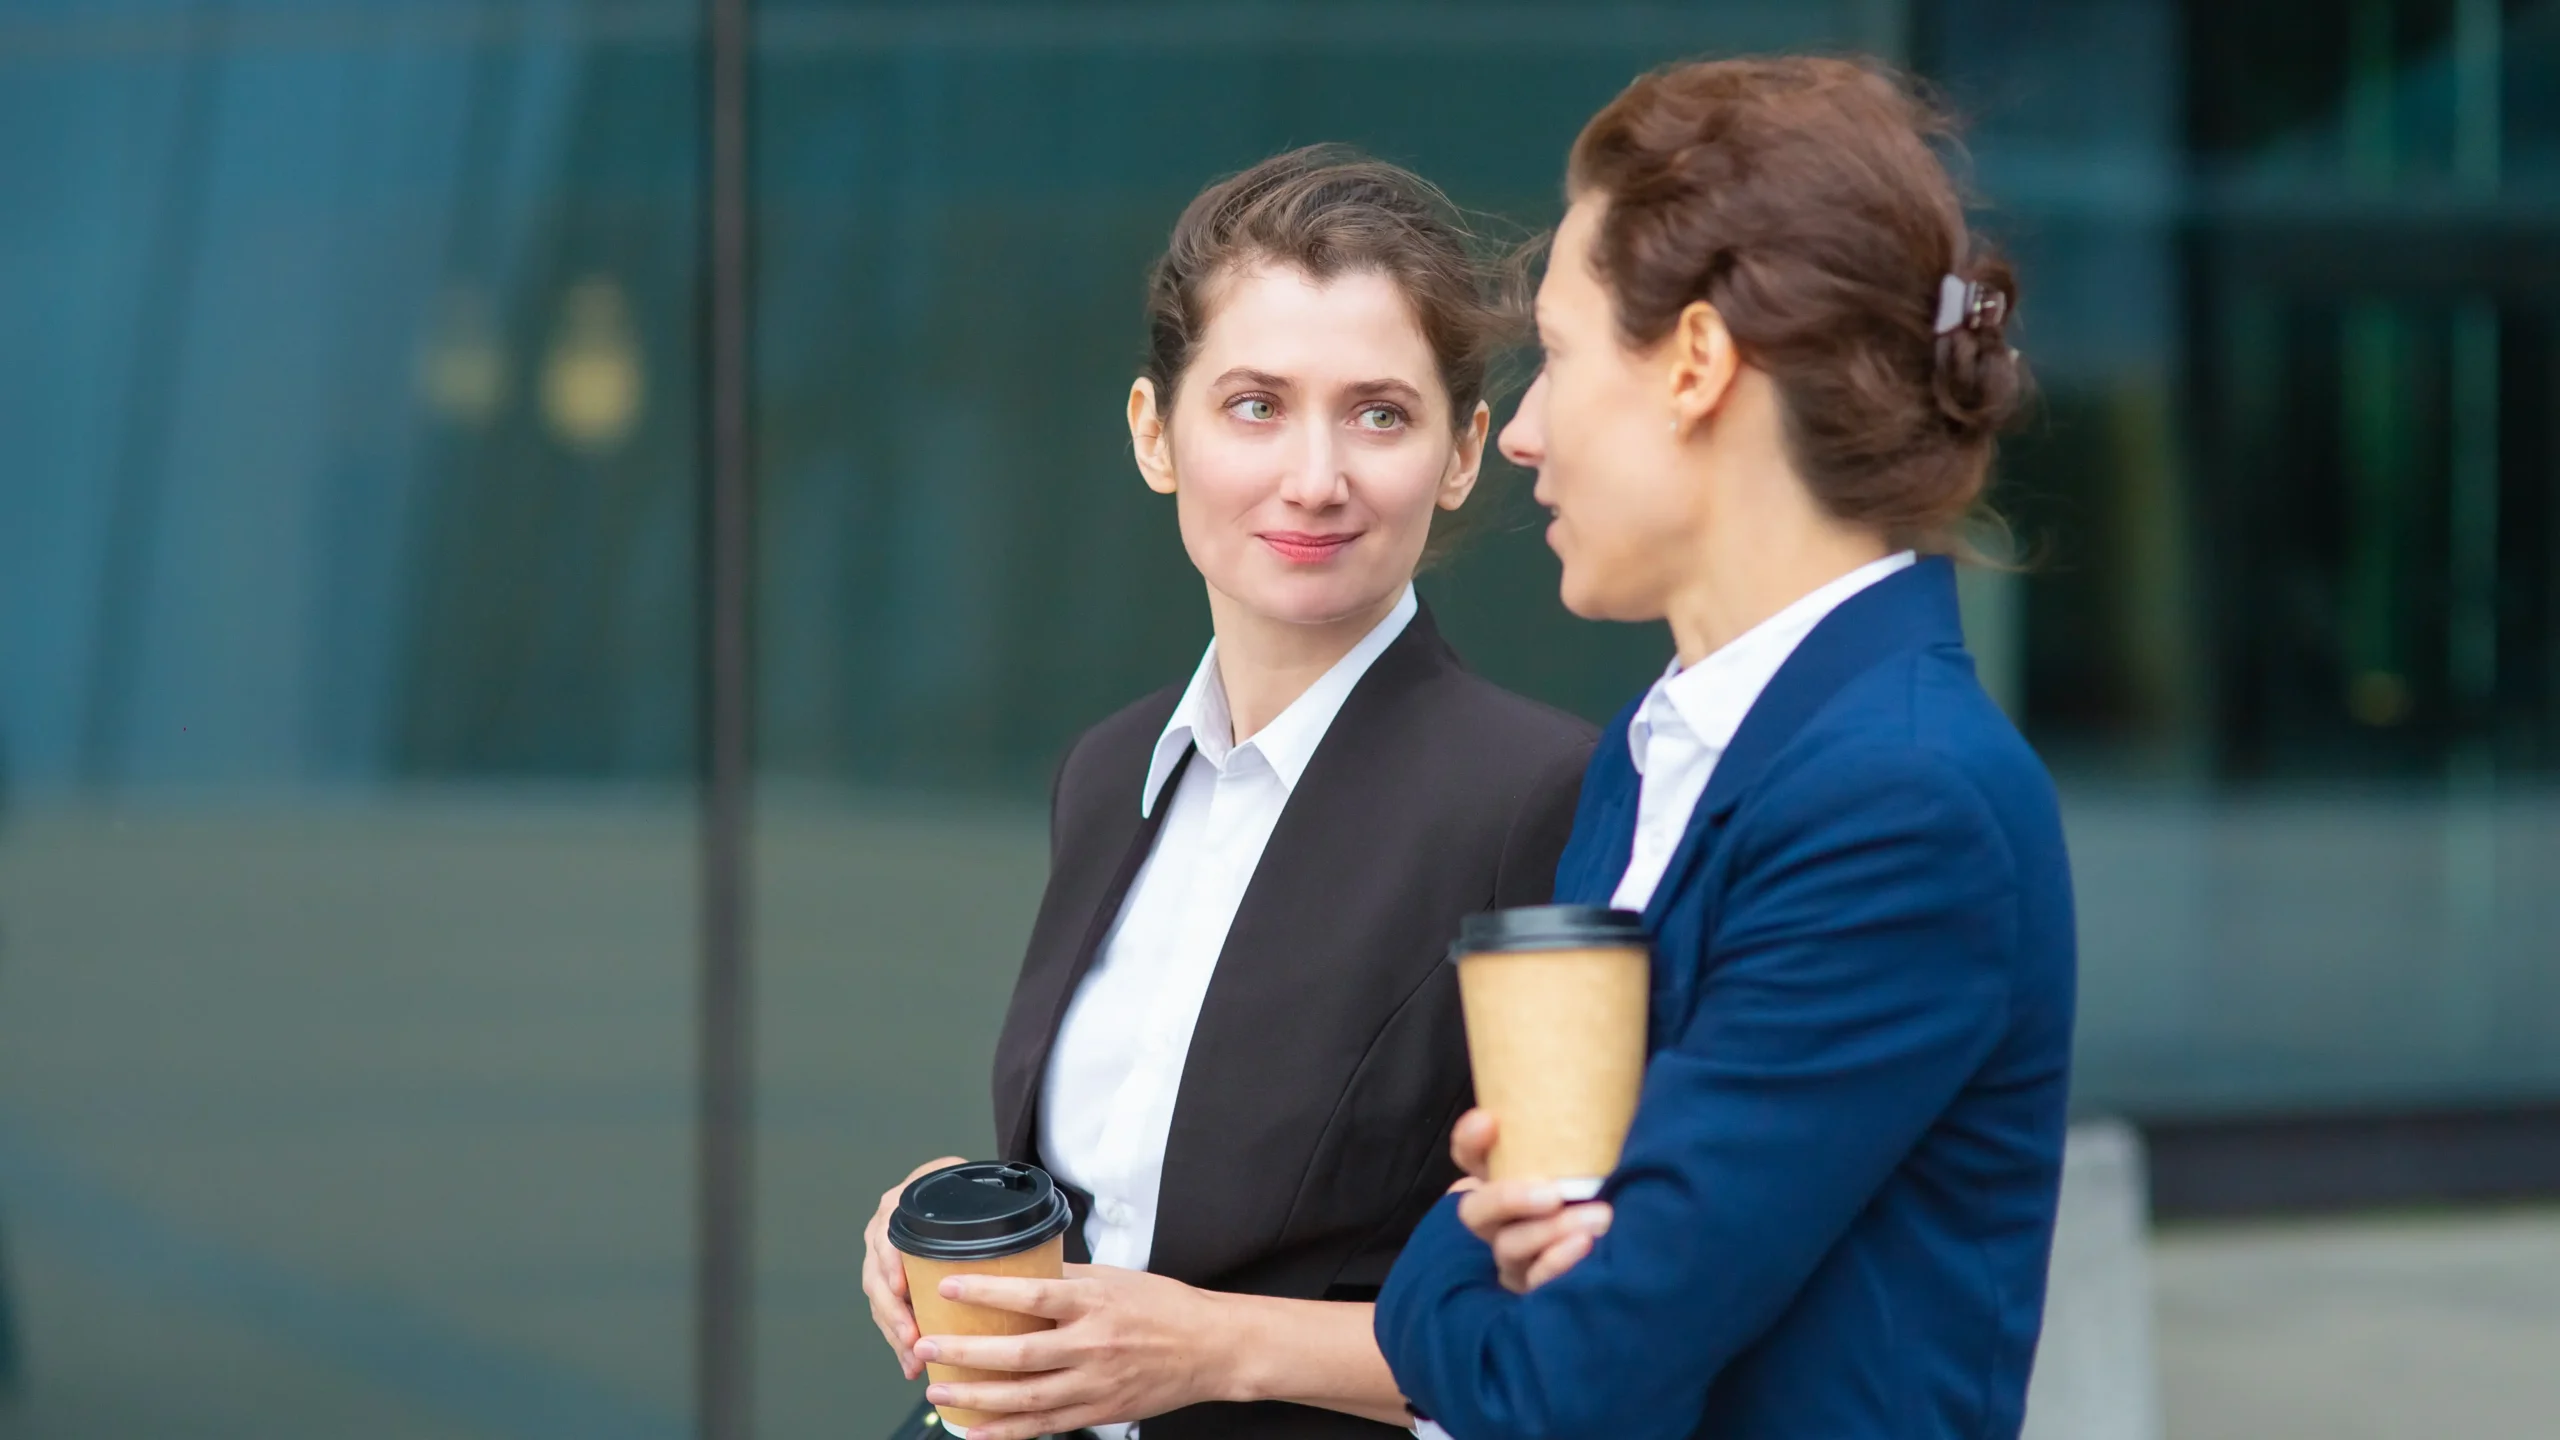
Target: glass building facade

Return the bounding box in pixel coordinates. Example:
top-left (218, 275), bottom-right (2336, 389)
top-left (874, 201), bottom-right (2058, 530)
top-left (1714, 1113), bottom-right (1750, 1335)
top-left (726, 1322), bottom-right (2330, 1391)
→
top-left (1, 1), bottom-right (2554, 1434)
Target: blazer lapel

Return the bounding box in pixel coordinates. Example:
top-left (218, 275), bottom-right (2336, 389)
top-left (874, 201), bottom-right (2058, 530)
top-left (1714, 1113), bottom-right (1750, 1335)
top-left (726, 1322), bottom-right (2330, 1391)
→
top-left (1554, 695), bottom-right (1643, 908)
top-left (1702, 557), bottom-right (1964, 825)
top-left (1145, 608), bottom-right (1463, 1286)
top-left (1636, 558), bottom-right (1969, 1029)
top-left (995, 747), bottom-right (1190, 1164)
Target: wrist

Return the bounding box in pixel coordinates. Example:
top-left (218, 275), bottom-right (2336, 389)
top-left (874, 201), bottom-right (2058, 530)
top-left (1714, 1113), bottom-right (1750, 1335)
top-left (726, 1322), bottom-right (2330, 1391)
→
top-left (1200, 1289), bottom-right (1275, 1405)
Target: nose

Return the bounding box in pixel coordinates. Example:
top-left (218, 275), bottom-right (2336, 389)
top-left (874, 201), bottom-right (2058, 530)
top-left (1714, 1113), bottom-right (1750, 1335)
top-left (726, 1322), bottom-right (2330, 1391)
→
top-left (1277, 421), bottom-right (1350, 511)
top-left (1499, 370), bottom-right (1548, 470)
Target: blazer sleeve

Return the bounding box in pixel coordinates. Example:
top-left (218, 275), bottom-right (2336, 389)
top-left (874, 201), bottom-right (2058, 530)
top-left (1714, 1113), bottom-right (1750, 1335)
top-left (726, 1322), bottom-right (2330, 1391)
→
top-left (1376, 745), bottom-right (2021, 1440)
top-left (1492, 737), bottom-right (1597, 909)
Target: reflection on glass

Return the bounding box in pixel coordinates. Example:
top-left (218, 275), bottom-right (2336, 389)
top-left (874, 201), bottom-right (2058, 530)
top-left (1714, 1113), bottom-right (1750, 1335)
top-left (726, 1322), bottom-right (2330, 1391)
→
top-left (1, 9), bottom-right (700, 1437)
top-left (420, 284), bottom-right (510, 431)
top-left (542, 276), bottom-right (647, 455)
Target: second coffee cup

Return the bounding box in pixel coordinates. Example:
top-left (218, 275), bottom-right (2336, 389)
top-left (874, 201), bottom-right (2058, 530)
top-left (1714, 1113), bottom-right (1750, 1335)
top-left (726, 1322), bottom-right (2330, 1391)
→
top-left (889, 1160), bottom-right (1073, 1432)
top-left (1453, 905), bottom-right (1651, 1200)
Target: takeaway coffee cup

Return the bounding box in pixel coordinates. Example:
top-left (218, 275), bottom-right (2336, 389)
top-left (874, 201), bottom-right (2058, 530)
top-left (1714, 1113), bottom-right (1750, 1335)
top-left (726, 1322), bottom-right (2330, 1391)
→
top-left (1453, 905), bottom-right (1651, 1201)
top-left (890, 1160), bottom-right (1074, 1432)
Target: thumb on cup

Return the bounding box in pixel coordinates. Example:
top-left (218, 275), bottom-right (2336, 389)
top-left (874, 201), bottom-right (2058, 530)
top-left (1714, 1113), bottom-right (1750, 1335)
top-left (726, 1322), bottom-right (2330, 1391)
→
top-left (1451, 1108), bottom-right (1497, 1181)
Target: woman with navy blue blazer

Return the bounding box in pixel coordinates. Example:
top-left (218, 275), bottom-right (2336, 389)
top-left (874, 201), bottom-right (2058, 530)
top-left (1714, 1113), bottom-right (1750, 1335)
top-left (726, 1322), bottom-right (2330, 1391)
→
top-left (1375, 57), bottom-right (2076, 1440)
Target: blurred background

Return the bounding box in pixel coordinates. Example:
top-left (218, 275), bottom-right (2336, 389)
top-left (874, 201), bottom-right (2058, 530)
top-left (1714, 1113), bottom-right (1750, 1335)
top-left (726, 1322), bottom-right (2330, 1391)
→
top-left (2, 1), bottom-right (2555, 1437)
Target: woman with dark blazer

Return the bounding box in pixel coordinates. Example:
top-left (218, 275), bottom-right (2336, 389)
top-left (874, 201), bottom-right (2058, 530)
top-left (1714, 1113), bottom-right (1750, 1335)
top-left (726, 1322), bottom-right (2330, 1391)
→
top-left (860, 148), bottom-right (1595, 1440)
top-left (1377, 59), bottom-right (2077, 1440)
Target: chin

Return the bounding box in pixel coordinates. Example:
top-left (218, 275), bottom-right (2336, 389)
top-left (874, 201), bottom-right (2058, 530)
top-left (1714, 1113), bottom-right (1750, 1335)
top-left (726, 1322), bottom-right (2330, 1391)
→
top-left (1554, 560), bottom-right (1610, 621)
top-left (1557, 577), bottom-right (1615, 622)
top-left (1557, 567), bottom-right (1653, 625)
top-left (1239, 570), bottom-right (1390, 628)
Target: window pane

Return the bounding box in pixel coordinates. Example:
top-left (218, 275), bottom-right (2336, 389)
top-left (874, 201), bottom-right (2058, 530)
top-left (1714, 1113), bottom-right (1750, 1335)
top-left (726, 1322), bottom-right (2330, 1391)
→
top-left (0, 7), bottom-right (700, 1435)
top-left (1930, 0), bottom-right (2560, 1114)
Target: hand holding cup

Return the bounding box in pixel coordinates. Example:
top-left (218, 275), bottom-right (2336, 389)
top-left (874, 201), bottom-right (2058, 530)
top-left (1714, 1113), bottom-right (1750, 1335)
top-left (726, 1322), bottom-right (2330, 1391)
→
top-left (1448, 906), bottom-right (1648, 1293)
top-left (863, 1154), bottom-right (971, 1377)
top-left (913, 1262), bottom-right (1237, 1440)
top-left (884, 1161), bottom-right (1075, 1432)
top-left (1450, 1108), bottom-right (1613, 1293)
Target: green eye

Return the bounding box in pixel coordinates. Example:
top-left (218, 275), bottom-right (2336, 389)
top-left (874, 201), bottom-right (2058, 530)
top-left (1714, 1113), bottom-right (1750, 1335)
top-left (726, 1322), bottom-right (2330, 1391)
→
top-left (1358, 405), bottom-right (1401, 430)
top-left (1230, 397), bottom-right (1276, 422)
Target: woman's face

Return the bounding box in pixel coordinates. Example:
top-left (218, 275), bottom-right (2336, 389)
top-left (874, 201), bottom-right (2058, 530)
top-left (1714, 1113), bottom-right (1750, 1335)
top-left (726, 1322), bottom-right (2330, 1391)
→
top-left (1132, 264), bottom-right (1485, 629)
top-left (1500, 196), bottom-right (1705, 623)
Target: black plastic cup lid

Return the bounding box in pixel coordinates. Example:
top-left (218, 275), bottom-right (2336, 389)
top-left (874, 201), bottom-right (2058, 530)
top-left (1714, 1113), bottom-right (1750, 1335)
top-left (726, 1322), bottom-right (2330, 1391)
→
top-left (888, 1161), bottom-right (1073, 1261)
top-left (1453, 904), bottom-right (1649, 958)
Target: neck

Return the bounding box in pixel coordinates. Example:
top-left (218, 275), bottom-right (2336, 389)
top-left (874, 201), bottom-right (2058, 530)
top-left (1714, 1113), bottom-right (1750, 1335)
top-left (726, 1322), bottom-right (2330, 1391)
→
top-left (1204, 584), bottom-right (1404, 743)
top-left (1660, 455), bottom-right (1893, 668)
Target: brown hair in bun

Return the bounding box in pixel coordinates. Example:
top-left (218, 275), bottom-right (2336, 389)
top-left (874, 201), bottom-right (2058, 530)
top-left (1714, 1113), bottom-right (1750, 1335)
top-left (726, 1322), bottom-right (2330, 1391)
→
top-left (1568, 55), bottom-right (2029, 553)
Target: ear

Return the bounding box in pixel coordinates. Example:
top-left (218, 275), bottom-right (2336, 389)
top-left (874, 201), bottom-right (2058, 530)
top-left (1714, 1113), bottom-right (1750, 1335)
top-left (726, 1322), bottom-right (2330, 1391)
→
top-left (1664, 300), bottom-right (1742, 439)
top-left (1129, 378), bottom-right (1178, 495)
top-left (1436, 399), bottom-right (1492, 511)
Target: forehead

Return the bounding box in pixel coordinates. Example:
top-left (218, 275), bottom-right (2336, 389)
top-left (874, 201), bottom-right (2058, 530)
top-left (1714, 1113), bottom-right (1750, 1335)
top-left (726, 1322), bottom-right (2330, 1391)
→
top-left (1538, 197), bottom-right (1607, 311)
top-left (1192, 263), bottom-right (1437, 379)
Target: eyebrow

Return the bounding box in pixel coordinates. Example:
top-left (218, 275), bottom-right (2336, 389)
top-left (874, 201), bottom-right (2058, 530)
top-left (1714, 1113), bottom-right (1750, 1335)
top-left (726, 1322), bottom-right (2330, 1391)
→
top-left (1208, 369), bottom-right (1429, 407)
top-left (1343, 377), bottom-right (1427, 406)
top-left (1209, 367), bottom-right (1294, 392)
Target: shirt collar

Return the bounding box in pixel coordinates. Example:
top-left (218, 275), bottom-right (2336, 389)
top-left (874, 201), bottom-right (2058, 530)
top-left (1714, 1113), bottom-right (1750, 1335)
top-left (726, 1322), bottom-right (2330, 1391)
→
top-left (1141, 585), bottom-right (1420, 815)
top-left (1628, 551), bottom-right (1917, 774)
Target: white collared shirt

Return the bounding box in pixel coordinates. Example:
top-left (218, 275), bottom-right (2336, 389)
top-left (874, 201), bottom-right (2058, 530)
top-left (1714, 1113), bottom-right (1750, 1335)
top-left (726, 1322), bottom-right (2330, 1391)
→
top-left (1609, 552), bottom-right (1916, 912)
top-left (1041, 586), bottom-right (1418, 1314)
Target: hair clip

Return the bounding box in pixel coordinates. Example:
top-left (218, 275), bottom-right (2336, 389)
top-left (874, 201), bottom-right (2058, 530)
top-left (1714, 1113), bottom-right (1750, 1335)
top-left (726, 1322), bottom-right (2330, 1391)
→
top-left (1933, 274), bottom-right (2005, 336)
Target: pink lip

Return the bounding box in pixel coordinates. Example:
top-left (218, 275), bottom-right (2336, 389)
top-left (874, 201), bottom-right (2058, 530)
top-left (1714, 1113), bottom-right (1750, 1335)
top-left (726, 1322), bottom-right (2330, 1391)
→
top-left (1260, 531), bottom-right (1360, 565)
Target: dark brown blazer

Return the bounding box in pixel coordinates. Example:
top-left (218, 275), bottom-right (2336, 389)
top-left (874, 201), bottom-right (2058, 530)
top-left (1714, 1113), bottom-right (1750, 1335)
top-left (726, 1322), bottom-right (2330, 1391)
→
top-left (990, 604), bottom-right (1595, 1440)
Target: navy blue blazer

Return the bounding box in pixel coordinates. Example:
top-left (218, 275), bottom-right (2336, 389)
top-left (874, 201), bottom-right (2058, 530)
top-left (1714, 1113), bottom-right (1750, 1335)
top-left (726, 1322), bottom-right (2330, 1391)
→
top-left (1376, 557), bottom-right (2076, 1440)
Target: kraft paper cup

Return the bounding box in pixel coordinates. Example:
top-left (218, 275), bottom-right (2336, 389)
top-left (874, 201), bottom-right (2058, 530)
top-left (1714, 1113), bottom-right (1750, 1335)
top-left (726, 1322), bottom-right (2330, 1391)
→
top-left (1454, 905), bottom-right (1650, 1200)
top-left (890, 1161), bottom-right (1074, 1432)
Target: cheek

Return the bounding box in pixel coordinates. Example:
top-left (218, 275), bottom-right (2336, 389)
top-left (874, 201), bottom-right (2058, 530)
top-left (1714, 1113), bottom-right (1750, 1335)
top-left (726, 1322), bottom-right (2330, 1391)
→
top-left (1553, 407), bottom-right (1680, 565)
top-left (1545, 385), bottom-right (1643, 506)
top-left (1543, 367), bottom-right (1625, 474)
top-left (1169, 429), bottom-right (1279, 518)
top-left (1352, 441), bottom-right (1450, 519)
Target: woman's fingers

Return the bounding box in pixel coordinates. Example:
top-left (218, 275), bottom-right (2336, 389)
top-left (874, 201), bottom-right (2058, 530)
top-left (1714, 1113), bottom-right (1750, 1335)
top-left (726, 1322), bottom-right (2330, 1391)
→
top-left (1449, 1108), bottom-right (1497, 1180)
top-left (865, 1216), bottom-right (911, 1310)
top-left (1523, 1229), bottom-right (1598, 1290)
top-left (861, 1232), bottom-right (922, 1376)
top-left (1483, 1202), bottom-right (1610, 1293)
top-left (1455, 1178), bottom-right (1563, 1242)
top-left (1489, 1203), bottom-right (1608, 1274)
top-left (1454, 1182), bottom-right (1612, 1291)
top-left (931, 1397), bottom-right (1113, 1440)
top-left (861, 1230), bottom-right (905, 1319)
top-left (862, 1278), bottom-right (920, 1377)
top-left (875, 1159), bottom-right (966, 1288)
top-left (922, 1356), bottom-right (1112, 1428)
top-left (862, 1154), bottom-right (965, 1378)
top-left (869, 1267), bottom-right (918, 1361)
top-left (926, 1372), bottom-right (1070, 1423)
top-left (913, 1327), bottom-right (1064, 1375)
top-left (937, 1273), bottom-right (1083, 1321)
top-left (873, 1212), bottom-right (909, 1300)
